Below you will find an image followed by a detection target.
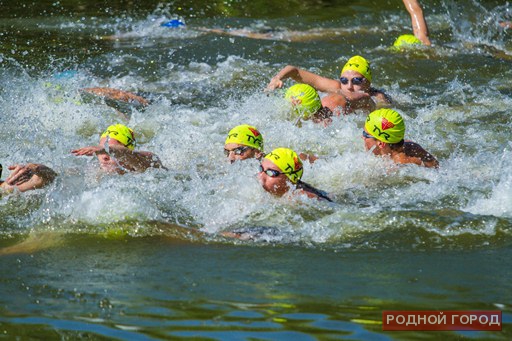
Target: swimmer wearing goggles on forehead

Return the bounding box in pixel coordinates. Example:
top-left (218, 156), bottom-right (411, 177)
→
top-left (267, 55), bottom-right (392, 115)
top-left (72, 123), bottom-right (166, 174)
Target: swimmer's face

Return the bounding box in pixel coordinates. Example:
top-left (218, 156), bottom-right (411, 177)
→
top-left (97, 137), bottom-right (126, 173)
top-left (224, 143), bottom-right (260, 163)
top-left (362, 128), bottom-right (380, 155)
top-left (340, 70), bottom-right (370, 93)
top-left (257, 159), bottom-right (290, 197)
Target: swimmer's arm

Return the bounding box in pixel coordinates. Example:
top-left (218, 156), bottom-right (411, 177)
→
top-left (107, 147), bottom-right (167, 172)
top-left (402, 0), bottom-right (431, 46)
top-left (199, 27), bottom-right (272, 40)
top-left (370, 89), bottom-right (393, 107)
top-left (71, 146), bottom-right (103, 156)
top-left (4, 163), bottom-right (57, 192)
top-left (267, 65), bottom-right (339, 92)
top-left (72, 146), bottom-right (167, 172)
top-left (80, 87), bottom-right (149, 106)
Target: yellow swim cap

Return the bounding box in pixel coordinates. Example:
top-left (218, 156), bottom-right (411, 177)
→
top-left (101, 124), bottom-right (136, 150)
top-left (365, 109), bottom-right (405, 144)
top-left (264, 148), bottom-right (303, 184)
top-left (341, 55), bottom-right (372, 82)
top-left (393, 34), bottom-right (423, 48)
top-left (285, 84), bottom-right (322, 120)
top-left (225, 124), bottom-right (264, 151)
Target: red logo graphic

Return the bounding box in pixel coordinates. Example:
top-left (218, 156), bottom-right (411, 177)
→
top-left (248, 127), bottom-right (261, 137)
top-left (293, 157), bottom-right (301, 170)
top-left (381, 118), bottom-right (395, 131)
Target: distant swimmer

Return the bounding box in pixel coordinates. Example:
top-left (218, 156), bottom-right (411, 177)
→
top-left (224, 124), bottom-right (265, 164)
top-left (0, 163), bottom-right (57, 194)
top-left (402, 0), bottom-right (431, 46)
top-left (362, 109), bottom-right (439, 168)
top-left (80, 87), bottom-right (150, 118)
top-left (225, 124), bottom-right (318, 164)
top-left (72, 124), bottom-right (165, 173)
top-left (499, 21), bottom-right (512, 29)
top-left (285, 84), bottom-right (346, 126)
top-left (258, 148), bottom-right (332, 201)
top-left (267, 55), bottom-right (392, 114)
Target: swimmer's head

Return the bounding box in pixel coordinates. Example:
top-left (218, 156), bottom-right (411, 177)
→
top-left (225, 124), bottom-right (264, 151)
top-left (263, 148), bottom-right (303, 184)
top-left (100, 124), bottom-right (136, 150)
top-left (285, 84), bottom-right (322, 120)
top-left (341, 55), bottom-right (372, 83)
top-left (393, 34), bottom-right (423, 49)
top-left (365, 109), bottom-right (405, 144)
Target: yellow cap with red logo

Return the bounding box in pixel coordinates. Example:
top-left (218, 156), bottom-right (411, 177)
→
top-left (225, 124), bottom-right (264, 151)
top-left (264, 148), bottom-right (303, 184)
top-left (365, 109), bottom-right (405, 144)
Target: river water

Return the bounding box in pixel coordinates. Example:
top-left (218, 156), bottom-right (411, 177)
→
top-left (0, 0), bottom-right (511, 339)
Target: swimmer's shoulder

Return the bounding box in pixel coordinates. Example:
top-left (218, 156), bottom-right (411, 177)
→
top-left (296, 181), bottom-right (333, 202)
top-left (370, 87), bottom-right (393, 106)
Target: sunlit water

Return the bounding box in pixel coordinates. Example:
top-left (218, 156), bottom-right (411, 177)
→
top-left (0, 0), bottom-right (511, 339)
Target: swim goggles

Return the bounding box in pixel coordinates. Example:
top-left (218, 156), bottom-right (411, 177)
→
top-left (340, 77), bottom-right (364, 85)
top-left (258, 164), bottom-right (301, 178)
top-left (224, 146), bottom-right (251, 157)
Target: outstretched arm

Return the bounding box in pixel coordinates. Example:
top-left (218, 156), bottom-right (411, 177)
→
top-left (267, 65), bottom-right (340, 92)
top-left (2, 163), bottom-right (57, 192)
top-left (72, 145), bottom-right (166, 172)
top-left (402, 0), bottom-right (431, 46)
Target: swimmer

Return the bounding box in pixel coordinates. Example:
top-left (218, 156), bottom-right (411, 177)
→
top-left (267, 55), bottom-right (392, 113)
top-left (72, 124), bottom-right (165, 173)
top-left (80, 87), bottom-right (149, 108)
top-left (258, 148), bottom-right (331, 201)
top-left (225, 124), bottom-right (318, 164)
top-left (224, 124), bottom-right (265, 164)
top-left (392, 34), bottom-right (424, 49)
top-left (79, 87), bottom-right (150, 118)
top-left (285, 83), bottom-right (351, 127)
top-left (402, 0), bottom-right (431, 46)
top-left (0, 163), bottom-right (57, 194)
top-left (499, 21), bottom-right (512, 29)
top-left (362, 108), bottom-right (438, 168)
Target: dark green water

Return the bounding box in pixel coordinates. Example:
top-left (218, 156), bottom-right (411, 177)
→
top-left (1, 0), bottom-right (511, 339)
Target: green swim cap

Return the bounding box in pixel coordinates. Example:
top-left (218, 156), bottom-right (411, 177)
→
top-left (101, 124), bottom-right (136, 150)
top-left (225, 124), bottom-right (264, 151)
top-left (341, 55), bottom-right (372, 82)
top-left (264, 148), bottom-right (303, 184)
top-left (365, 109), bottom-right (405, 144)
top-left (285, 84), bottom-right (322, 120)
top-left (393, 34), bottom-right (423, 48)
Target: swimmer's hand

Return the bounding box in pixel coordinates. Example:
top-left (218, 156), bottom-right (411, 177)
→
top-left (5, 164), bottom-right (57, 192)
top-left (71, 146), bottom-right (104, 156)
top-left (266, 76), bottom-right (284, 91)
